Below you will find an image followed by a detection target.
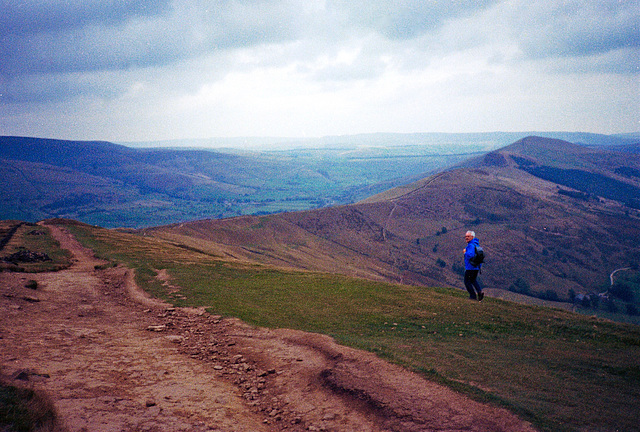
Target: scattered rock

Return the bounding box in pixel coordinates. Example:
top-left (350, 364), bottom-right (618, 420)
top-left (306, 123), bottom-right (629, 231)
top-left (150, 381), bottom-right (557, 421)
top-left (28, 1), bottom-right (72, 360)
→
top-left (147, 405), bottom-right (162, 417)
top-left (12, 369), bottom-right (50, 381)
top-left (13, 370), bottom-right (31, 381)
top-left (146, 325), bottom-right (167, 332)
top-left (3, 250), bottom-right (51, 264)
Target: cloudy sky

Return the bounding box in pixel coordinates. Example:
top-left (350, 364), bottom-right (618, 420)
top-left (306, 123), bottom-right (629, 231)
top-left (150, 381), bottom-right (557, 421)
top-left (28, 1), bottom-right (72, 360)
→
top-left (1, 0), bottom-right (638, 142)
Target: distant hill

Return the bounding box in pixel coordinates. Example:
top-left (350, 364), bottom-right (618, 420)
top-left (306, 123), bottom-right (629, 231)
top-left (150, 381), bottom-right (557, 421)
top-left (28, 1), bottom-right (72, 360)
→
top-left (123, 131), bottom-right (638, 149)
top-left (0, 135), bottom-right (496, 227)
top-left (0, 132), bottom-right (638, 227)
top-left (462, 136), bottom-right (640, 206)
top-left (143, 136), bottom-right (640, 308)
top-left (0, 136), bottom-right (465, 227)
top-left (0, 136), bottom-right (266, 226)
top-left (2, 132), bottom-right (637, 228)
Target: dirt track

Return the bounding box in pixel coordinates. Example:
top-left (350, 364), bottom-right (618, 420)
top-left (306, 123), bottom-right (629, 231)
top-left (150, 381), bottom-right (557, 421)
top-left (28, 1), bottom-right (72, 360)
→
top-left (0, 224), bottom-right (537, 432)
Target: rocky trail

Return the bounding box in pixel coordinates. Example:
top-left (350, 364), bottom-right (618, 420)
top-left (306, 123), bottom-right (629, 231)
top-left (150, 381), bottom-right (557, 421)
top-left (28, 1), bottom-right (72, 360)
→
top-left (0, 224), bottom-right (536, 432)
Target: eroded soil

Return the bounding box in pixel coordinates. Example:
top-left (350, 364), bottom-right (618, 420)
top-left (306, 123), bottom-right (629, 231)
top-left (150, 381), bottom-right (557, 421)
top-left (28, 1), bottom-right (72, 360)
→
top-left (0, 224), bottom-right (537, 431)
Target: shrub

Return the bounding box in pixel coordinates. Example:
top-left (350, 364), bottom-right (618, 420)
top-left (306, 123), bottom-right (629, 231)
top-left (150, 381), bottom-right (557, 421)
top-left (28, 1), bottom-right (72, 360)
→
top-left (610, 283), bottom-right (634, 302)
top-left (508, 278), bottom-right (531, 296)
top-left (451, 263), bottom-right (465, 276)
top-left (0, 383), bottom-right (59, 432)
top-left (435, 227), bottom-right (447, 236)
top-left (540, 289), bottom-right (559, 302)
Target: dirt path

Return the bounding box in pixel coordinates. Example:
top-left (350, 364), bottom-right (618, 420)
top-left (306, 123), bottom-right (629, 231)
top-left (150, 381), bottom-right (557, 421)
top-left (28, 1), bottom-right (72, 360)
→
top-left (609, 267), bottom-right (632, 286)
top-left (0, 224), bottom-right (537, 432)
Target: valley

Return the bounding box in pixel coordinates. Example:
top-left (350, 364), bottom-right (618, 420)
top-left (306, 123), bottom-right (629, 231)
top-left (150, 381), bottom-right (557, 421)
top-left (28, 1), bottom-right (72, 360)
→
top-left (1, 135), bottom-right (489, 228)
top-left (2, 132), bottom-right (637, 229)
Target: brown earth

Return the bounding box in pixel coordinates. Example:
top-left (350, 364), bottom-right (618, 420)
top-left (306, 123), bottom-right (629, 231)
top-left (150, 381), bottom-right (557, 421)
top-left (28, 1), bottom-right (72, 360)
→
top-left (0, 224), bottom-right (537, 432)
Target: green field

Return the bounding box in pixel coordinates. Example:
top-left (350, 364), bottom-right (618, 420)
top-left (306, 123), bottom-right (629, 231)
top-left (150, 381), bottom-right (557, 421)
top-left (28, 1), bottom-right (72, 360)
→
top-left (62, 220), bottom-right (640, 432)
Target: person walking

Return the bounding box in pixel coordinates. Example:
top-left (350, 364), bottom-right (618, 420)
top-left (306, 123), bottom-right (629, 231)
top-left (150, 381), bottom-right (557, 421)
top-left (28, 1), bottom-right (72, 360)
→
top-left (463, 230), bottom-right (484, 301)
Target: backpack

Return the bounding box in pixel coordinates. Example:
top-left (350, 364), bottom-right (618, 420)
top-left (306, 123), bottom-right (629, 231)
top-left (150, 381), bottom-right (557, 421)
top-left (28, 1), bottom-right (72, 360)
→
top-left (469, 245), bottom-right (485, 266)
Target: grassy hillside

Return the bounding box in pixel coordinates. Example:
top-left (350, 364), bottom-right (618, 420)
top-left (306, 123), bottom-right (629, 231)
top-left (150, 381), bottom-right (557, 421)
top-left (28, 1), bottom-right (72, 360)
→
top-left (59, 219), bottom-right (640, 432)
top-left (145, 137), bottom-right (640, 323)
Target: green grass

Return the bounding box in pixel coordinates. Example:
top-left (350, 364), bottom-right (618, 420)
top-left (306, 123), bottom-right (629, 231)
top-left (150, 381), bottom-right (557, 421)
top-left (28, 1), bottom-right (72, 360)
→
top-left (63, 220), bottom-right (640, 432)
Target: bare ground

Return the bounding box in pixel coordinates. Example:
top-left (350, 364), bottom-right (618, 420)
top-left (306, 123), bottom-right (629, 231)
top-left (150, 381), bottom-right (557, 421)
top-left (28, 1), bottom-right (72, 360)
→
top-left (0, 224), bottom-right (537, 432)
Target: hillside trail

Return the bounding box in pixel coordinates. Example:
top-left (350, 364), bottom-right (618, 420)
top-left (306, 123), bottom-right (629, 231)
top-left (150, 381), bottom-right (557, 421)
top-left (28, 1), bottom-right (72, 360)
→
top-left (0, 223), bottom-right (537, 432)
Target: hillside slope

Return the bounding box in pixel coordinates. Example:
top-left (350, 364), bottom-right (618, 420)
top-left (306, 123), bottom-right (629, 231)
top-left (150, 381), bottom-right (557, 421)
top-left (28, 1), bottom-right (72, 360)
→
top-left (2, 220), bottom-right (542, 432)
top-left (40, 219), bottom-right (639, 432)
top-left (144, 137), bottom-right (640, 304)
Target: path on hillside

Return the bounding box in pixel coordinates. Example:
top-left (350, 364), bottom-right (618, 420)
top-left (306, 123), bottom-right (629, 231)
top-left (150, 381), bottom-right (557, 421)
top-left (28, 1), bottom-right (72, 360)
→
top-left (0, 223), bottom-right (537, 432)
top-left (610, 267), bottom-right (632, 286)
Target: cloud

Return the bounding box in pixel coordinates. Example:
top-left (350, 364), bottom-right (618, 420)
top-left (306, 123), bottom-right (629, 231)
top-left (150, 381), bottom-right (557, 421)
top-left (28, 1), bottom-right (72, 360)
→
top-left (0, 0), bottom-right (638, 139)
top-left (1, 1), bottom-right (170, 76)
top-left (328, 0), bottom-right (499, 40)
top-left (0, 0), bottom-right (507, 79)
top-left (507, 0), bottom-right (640, 61)
top-left (0, 0), bottom-right (171, 34)
top-left (0, 0), bottom-right (315, 77)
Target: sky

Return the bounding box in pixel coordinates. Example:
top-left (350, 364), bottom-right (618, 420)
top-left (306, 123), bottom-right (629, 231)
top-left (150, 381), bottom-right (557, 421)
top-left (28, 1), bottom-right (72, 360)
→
top-left (0, 0), bottom-right (638, 142)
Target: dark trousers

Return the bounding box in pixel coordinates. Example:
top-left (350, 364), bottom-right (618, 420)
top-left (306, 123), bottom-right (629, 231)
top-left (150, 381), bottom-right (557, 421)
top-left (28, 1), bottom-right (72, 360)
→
top-left (464, 270), bottom-right (482, 299)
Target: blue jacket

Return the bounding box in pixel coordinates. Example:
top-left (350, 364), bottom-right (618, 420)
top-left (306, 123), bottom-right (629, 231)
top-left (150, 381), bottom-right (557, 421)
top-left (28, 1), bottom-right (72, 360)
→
top-left (464, 238), bottom-right (482, 271)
